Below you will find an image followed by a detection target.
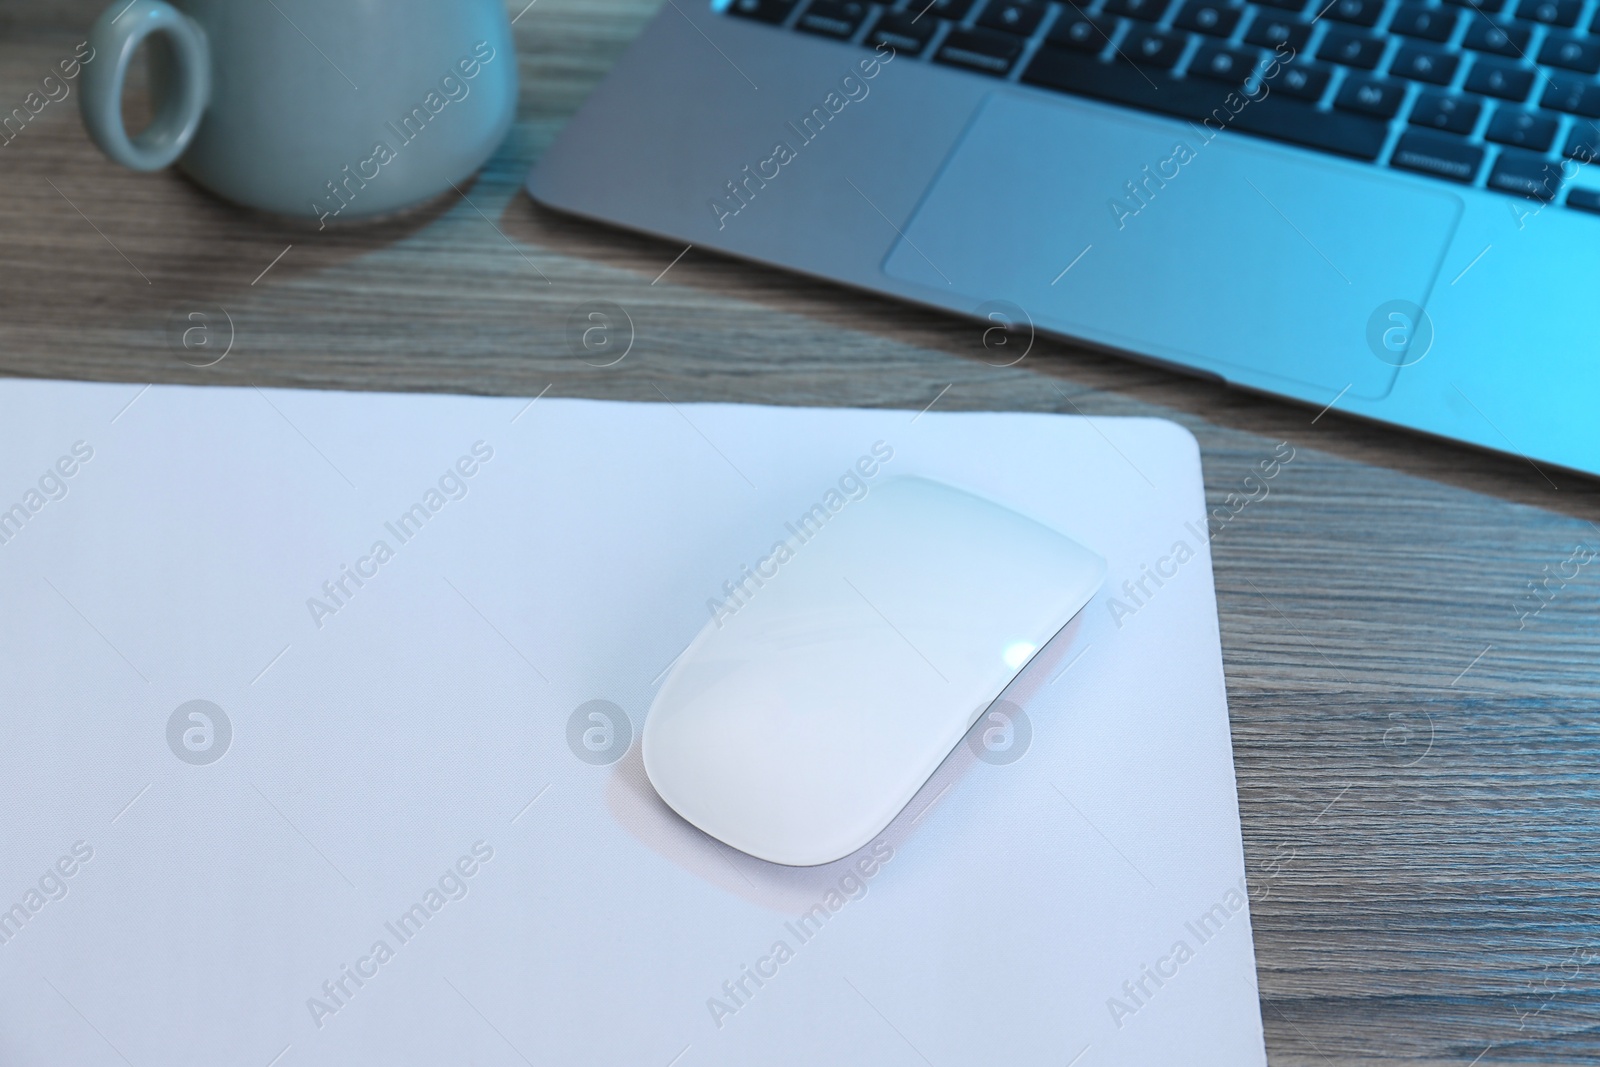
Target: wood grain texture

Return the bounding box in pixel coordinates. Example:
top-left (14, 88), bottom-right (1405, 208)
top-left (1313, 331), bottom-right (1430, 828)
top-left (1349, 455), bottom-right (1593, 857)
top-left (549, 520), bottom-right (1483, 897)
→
top-left (3, 1), bottom-right (1600, 1061)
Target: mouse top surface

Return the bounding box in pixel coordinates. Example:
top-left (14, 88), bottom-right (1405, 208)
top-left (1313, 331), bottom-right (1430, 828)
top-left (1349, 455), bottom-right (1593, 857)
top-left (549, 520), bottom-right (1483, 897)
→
top-left (641, 476), bottom-right (1106, 867)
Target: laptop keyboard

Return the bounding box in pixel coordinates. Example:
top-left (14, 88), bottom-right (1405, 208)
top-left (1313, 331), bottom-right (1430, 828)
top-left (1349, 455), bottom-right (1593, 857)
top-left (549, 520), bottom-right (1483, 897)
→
top-left (723, 0), bottom-right (1600, 213)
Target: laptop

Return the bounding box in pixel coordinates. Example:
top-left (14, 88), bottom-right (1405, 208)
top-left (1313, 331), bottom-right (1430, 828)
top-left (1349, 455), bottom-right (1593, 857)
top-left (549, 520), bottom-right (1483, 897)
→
top-left (527, 0), bottom-right (1600, 478)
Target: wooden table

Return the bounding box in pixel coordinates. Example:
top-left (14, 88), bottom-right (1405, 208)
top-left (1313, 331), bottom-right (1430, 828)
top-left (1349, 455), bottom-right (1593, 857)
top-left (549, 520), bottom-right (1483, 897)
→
top-left (5, 1), bottom-right (1599, 1062)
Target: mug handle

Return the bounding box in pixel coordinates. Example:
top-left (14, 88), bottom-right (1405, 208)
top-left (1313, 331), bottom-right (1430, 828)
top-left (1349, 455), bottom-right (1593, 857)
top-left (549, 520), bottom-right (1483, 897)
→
top-left (80, 0), bottom-right (210, 171)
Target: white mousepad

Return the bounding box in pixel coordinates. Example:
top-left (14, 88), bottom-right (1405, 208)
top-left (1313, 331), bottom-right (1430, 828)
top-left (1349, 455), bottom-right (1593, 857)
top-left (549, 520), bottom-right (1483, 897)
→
top-left (0, 379), bottom-right (1265, 1066)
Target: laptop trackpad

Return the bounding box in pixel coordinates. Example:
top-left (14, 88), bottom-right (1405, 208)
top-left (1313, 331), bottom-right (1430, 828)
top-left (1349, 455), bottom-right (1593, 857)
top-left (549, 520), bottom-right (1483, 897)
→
top-left (883, 93), bottom-right (1463, 399)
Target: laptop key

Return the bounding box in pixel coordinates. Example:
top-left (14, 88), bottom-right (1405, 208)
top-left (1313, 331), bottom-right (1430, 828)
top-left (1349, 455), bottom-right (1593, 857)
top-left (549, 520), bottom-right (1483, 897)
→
top-left (1243, 12), bottom-right (1311, 49)
top-left (1250, 0), bottom-right (1307, 11)
top-left (866, 11), bottom-right (938, 54)
top-left (1122, 27), bottom-right (1188, 67)
top-left (1321, 0), bottom-right (1384, 27)
top-left (1537, 34), bottom-right (1600, 73)
top-left (1229, 88), bottom-right (1394, 156)
top-left (1410, 90), bottom-right (1482, 131)
top-left (903, 0), bottom-right (975, 19)
top-left (727, 0), bottom-right (798, 24)
top-left (1273, 61), bottom-right (1333, 99)
top-left (1567, 187), bottom-right (1600, 213)
top-left (1318, 30), bottom-right (1386, 68)
top-left (1487, 106), bottom-right (1558, 149)
top-left (1464, 57), bottom-right (1534, 99)
top-left (1443, 0), bottom-right (1504, 11)
top-left (1563, 121), bottom-right (1600, 160)
top-left (1540, 73), bottom-right (1600, 116)
top-left (935, 26), bottom-right (1026, 73)
top-left (1488, 149), bottom-right (1564, 198)
top-left (1175, 1), bottom-right (1245, 36)
top-left (1103, 0), bottom-right (1172, 22)
top-left (1335, 75), bottom-right (1406, 117)
top-left (1390, 4), bottom-right (1459, 39)
top-left (1391, 44), bottom-right (1460, 82)
top-left (796, 0), bottom-right (868, 38)
top-left (1022, 45), bottom-right (1212, 115)
top-left (1190, 41), bottom-right (1261, 82)
top-left (1462, 17), bottom-right (1531, 55)
top-left (976, 0), bottom-right (1050, 36)
top-left (1020, 46), bottom-right (1392, 157)
top-left (1514, 0), bottom-right (1579, 25)
top-left (1048, 11), bottom-right (1117, 50)
top-left (1190, 41), bottom-right (1260, 83)
top-left (1390, 128), bottom-right (1486, 181)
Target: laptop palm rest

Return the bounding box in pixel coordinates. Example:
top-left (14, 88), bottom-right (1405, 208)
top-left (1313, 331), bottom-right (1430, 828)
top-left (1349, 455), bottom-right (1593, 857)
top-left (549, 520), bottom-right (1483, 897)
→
top-left (883, 92), bottom-right (1463, 399)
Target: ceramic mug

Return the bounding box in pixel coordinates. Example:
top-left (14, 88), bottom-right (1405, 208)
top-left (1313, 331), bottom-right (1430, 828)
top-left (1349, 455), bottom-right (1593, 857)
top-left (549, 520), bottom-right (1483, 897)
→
top-left (80, 0), bottom-right (517, 224)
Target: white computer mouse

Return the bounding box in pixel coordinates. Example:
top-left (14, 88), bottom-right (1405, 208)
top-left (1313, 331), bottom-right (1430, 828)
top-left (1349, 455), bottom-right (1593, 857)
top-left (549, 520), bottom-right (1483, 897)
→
top-left (642, 476), bottom-right (1106, 867)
